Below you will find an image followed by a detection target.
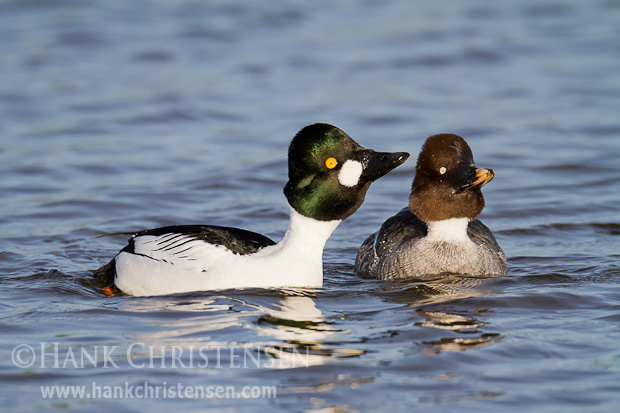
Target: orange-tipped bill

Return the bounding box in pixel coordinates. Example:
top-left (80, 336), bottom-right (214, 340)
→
top-left (460, 167), bottom-right (495, 192)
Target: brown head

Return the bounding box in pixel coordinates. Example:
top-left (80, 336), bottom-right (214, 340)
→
top-left (409, 134), bottom-right (495, 222)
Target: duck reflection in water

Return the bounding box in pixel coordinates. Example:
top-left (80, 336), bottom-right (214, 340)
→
top-left (119, 291), bottom-right (365, 369)
top-left (376, 275), bottom-right (503, 354)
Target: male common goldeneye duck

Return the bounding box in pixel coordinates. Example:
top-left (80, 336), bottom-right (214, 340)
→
top-left (94, 123), bottom-right (409, 296)
top-left (355, 133), bottom-right (507, 280)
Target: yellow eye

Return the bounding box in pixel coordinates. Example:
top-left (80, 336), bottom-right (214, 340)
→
top-left (325, 157), bottom-right (338, 169)
top-left (439, 167), bottom-right (447, 175)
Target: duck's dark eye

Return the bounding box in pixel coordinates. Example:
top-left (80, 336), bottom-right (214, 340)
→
top-left (439, 166), bottom-right (447, 174)
top-left (325, 157), bottom-right (338, 169)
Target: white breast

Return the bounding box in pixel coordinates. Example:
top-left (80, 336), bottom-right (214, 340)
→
top-left (425, 218), bottom-right (471, 243)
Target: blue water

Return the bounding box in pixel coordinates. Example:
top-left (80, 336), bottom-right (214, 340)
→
top-left (2, 0), bottom-right (620, 411)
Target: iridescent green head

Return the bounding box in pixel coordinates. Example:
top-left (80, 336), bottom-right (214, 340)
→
top-left (284, 123), bottom-right (409, 221)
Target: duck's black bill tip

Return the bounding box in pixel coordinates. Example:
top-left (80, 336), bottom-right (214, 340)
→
top-left (361, 150), bottom-right (410, 182)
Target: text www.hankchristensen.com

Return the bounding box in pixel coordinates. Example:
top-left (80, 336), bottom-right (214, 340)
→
top-left (41, 382), bottom-right (277, 400)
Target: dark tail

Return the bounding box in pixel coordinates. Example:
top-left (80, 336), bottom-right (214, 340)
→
top-left (93, 259), bottom-right (121, 296)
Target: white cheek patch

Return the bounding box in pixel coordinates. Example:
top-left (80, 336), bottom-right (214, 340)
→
top-left (338, 160), bottom-right (363, 187)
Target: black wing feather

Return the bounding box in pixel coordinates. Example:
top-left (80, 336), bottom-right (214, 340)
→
top-left (121, 225), bottom-right (276, 255)
top-left (94, 224), bottom-right (276, 287)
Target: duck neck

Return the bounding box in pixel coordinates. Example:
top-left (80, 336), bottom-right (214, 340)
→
top-left (425, 217), bottom-right (471, 243)
top-left (279, 207), bottom-right (341, 256)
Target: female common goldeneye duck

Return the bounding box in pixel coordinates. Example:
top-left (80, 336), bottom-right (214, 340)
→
top-left (355, 133), bottom-right (507, 280)
top-left (94, 123), bottom-right (409, 296)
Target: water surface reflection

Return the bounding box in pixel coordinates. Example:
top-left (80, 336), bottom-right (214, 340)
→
top-left (120, 291), bottom-right (365, 369)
